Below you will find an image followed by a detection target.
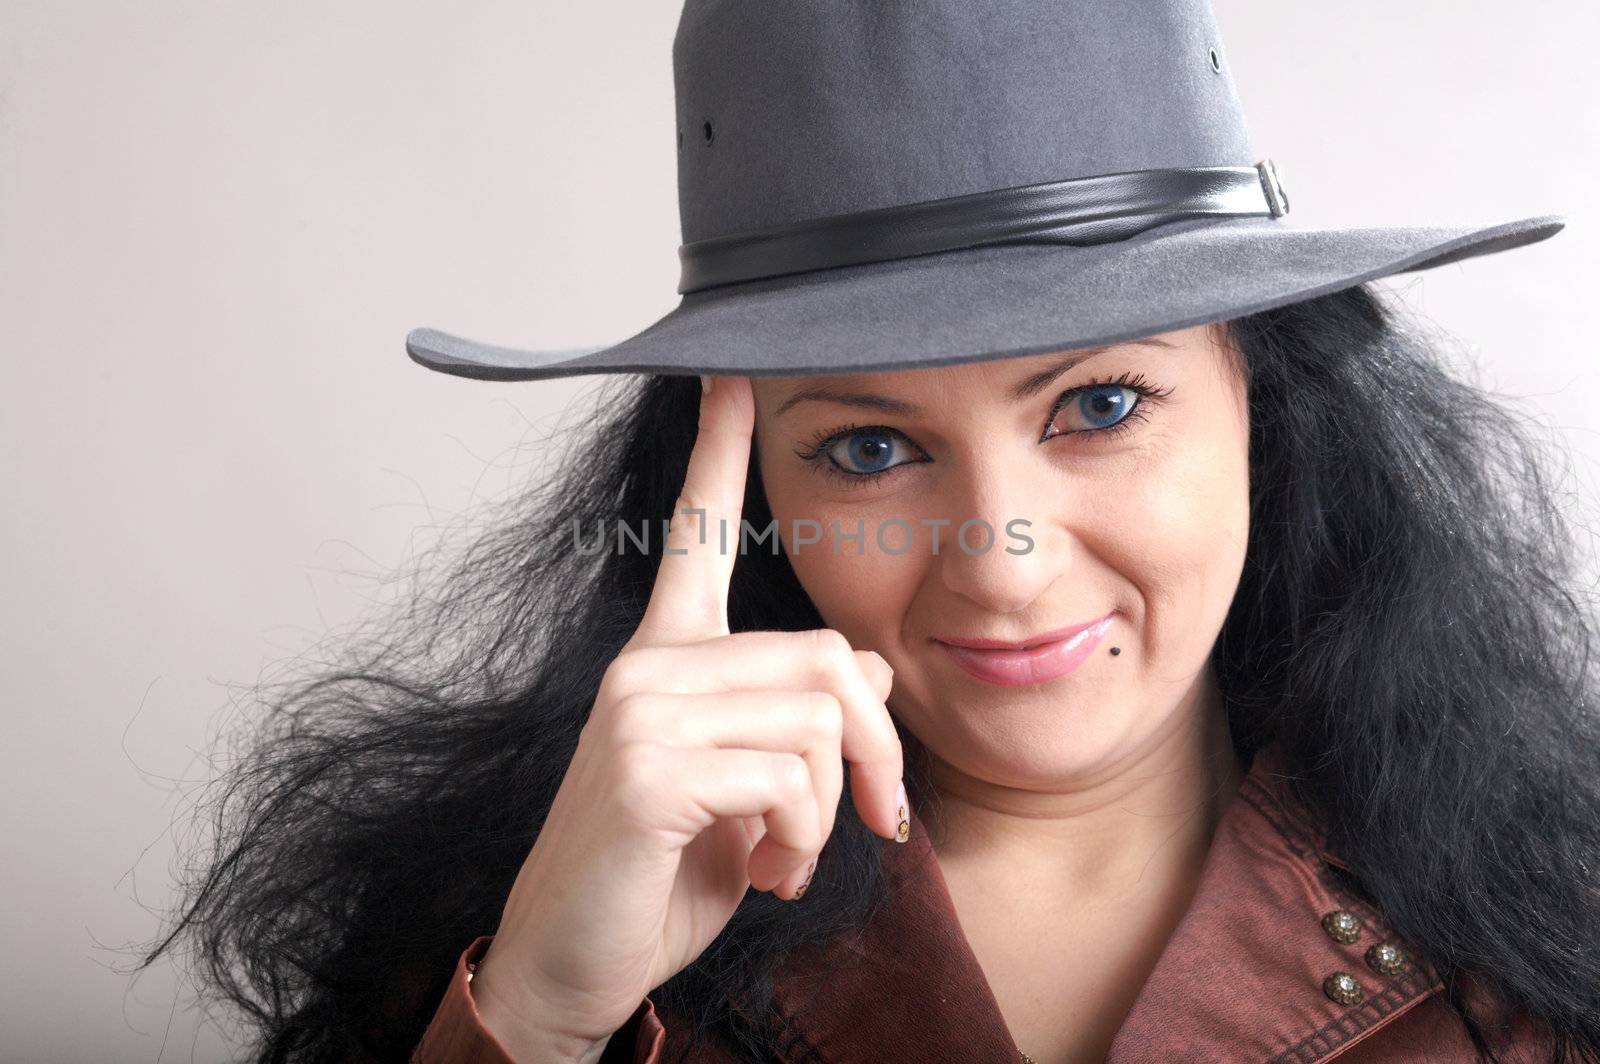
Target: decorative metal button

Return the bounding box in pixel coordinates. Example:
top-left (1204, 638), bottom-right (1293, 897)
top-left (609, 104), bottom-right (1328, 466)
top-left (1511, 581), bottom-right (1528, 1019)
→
top-left (1323, 971), bottom-right (1365, 1006)
top-left (1365, 941), bottom-right (1407, 976)
top-left (1321, 909), bottom-right (1362, 944)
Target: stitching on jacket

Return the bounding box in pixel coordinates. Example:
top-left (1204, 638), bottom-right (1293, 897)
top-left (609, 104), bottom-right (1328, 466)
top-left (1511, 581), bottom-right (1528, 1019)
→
top-left (763, 997), bottom-right (824, 1064)
top-left (1268, 972), bottom-right (1437, 1064)
top-left (773, 1018), bottom-right (823, 1063)
top-left (1238, 774), bottom-right (1441, 1063)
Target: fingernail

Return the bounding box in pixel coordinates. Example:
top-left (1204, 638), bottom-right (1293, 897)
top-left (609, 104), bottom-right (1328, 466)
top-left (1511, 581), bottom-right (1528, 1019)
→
top-left (894, 780), bottom-right (910, 844)
top-left (700, 374), bottom-right (714, 394)
top-left (792, 858), bottom-right (817, 900)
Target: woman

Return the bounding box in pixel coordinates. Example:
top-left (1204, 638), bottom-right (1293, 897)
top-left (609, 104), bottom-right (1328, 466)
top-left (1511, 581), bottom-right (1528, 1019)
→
top-left (143, 2), bottom-right (1599, 1063)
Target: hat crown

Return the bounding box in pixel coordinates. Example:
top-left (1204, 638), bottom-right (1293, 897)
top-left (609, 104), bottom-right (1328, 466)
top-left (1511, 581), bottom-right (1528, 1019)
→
top-left (671, 0), bottom-right (1257, 245)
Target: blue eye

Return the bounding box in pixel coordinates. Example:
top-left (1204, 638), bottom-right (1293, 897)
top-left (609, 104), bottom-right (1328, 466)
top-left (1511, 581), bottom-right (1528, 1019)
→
top-left (826, 429), bottom-right (911, 475)
top-left (1075, 385), bottom-right (1134, 429)
top-left (1042, 381), bottom-right (1157, 441)
top-left (794, 423), bottom-right (926, 485)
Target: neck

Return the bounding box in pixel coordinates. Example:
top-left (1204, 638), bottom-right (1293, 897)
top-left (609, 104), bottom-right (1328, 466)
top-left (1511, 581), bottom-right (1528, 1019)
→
top-left (918, 679), bottom-right (1244, 900)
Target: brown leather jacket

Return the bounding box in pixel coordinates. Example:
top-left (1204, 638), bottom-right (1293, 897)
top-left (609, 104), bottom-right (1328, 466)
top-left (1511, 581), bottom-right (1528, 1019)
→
top-left (411, 743), bottom-right (1552, 1063)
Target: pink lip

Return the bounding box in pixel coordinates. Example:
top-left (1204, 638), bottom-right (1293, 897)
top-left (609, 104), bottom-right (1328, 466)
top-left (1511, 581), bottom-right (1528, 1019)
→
top-left (934, 613), bottom-right (1115, 686)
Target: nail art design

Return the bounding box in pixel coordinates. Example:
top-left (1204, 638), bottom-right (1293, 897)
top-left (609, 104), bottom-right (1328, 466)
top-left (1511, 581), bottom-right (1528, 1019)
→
top-left (894, 779), bottom-right (910, 843)
top-left (793, 858), bottom-right (817, 899)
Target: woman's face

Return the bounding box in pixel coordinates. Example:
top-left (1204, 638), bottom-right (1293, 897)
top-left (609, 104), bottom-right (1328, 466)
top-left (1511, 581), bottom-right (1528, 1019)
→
top-left (748, 321), bottom-right (1251, 788)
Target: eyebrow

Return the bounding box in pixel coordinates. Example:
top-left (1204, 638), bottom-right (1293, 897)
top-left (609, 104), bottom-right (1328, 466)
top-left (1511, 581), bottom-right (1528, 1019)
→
top-left (771, 337), bottom-right (1177, 419)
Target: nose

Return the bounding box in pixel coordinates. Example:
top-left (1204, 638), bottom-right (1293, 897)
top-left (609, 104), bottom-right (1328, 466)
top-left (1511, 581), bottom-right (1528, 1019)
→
top-left (933, 461), bottom-right (1068, 615)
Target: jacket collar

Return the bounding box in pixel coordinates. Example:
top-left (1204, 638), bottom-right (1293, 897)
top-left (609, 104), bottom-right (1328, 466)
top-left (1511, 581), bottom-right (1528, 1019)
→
top-left (762, 742), bottom-right (1445, 1063)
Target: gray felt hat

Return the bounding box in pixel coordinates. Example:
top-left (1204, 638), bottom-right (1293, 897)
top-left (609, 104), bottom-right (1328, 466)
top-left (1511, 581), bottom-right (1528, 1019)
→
top-left (405, 0), bottom-right (1565, 384)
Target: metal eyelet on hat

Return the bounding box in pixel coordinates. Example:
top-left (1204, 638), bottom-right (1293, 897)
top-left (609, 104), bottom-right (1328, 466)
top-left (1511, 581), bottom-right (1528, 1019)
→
top-left (1209, 46), bottom-right (1222, 73)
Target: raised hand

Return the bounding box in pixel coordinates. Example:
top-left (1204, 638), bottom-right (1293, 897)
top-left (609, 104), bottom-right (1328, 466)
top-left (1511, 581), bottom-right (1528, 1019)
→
top-left (469, 375), bottom-right (906, 1063)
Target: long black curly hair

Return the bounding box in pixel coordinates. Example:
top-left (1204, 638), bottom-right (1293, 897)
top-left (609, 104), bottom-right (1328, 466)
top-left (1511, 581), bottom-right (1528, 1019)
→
top-left (140, 282), bottom-right (1600, 1062)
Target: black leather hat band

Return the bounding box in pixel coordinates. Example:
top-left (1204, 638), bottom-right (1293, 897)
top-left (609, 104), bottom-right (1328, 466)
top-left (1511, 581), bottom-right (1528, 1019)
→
top-left (677, 159), bottom-right (1289, 294)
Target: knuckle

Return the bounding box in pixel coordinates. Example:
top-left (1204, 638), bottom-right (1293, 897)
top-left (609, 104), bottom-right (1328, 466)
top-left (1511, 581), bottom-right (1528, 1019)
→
top-left (804, 691), bottom-right (844, 740)
top-left (608, 691), bottom-right (657, 738)
top-left (771, 753), bottom-right (812, 798)
top-left (613, 740), bottom-right (664, 809)
top-left (808, 627), bottom-right (853, 667)
top-left (814, 628), bottom-right (859, 691)
top-left (669, 492), bottom-right (709, 530)
top-left (602, 651), bottom-right (647, 697)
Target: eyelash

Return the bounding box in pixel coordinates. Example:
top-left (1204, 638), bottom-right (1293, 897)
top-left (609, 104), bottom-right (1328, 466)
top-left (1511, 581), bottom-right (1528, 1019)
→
top-left (793, 371), bottom-right (1173, 488)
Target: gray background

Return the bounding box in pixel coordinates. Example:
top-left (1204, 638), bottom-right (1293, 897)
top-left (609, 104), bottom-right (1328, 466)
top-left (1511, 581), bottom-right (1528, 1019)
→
top-left (2, 2), bottom-right (1596, 1060)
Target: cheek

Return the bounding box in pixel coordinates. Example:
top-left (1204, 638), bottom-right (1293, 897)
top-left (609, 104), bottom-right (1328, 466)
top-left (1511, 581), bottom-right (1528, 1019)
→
top-left (1095, 428), bottom-right (1250, 661)
top-left (757, 457), bottom-right (925, 650)
top-left (787, 543), bottom-right (917, 648)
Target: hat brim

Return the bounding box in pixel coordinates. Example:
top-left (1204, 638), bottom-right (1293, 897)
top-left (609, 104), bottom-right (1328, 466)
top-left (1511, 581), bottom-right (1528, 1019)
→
top-left (405, 212), bottom-right (1565, 383)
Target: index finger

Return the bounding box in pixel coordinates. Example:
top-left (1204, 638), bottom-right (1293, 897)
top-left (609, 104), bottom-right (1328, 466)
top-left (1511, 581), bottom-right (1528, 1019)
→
top-left (632, 374), bottom-right (754, 647)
